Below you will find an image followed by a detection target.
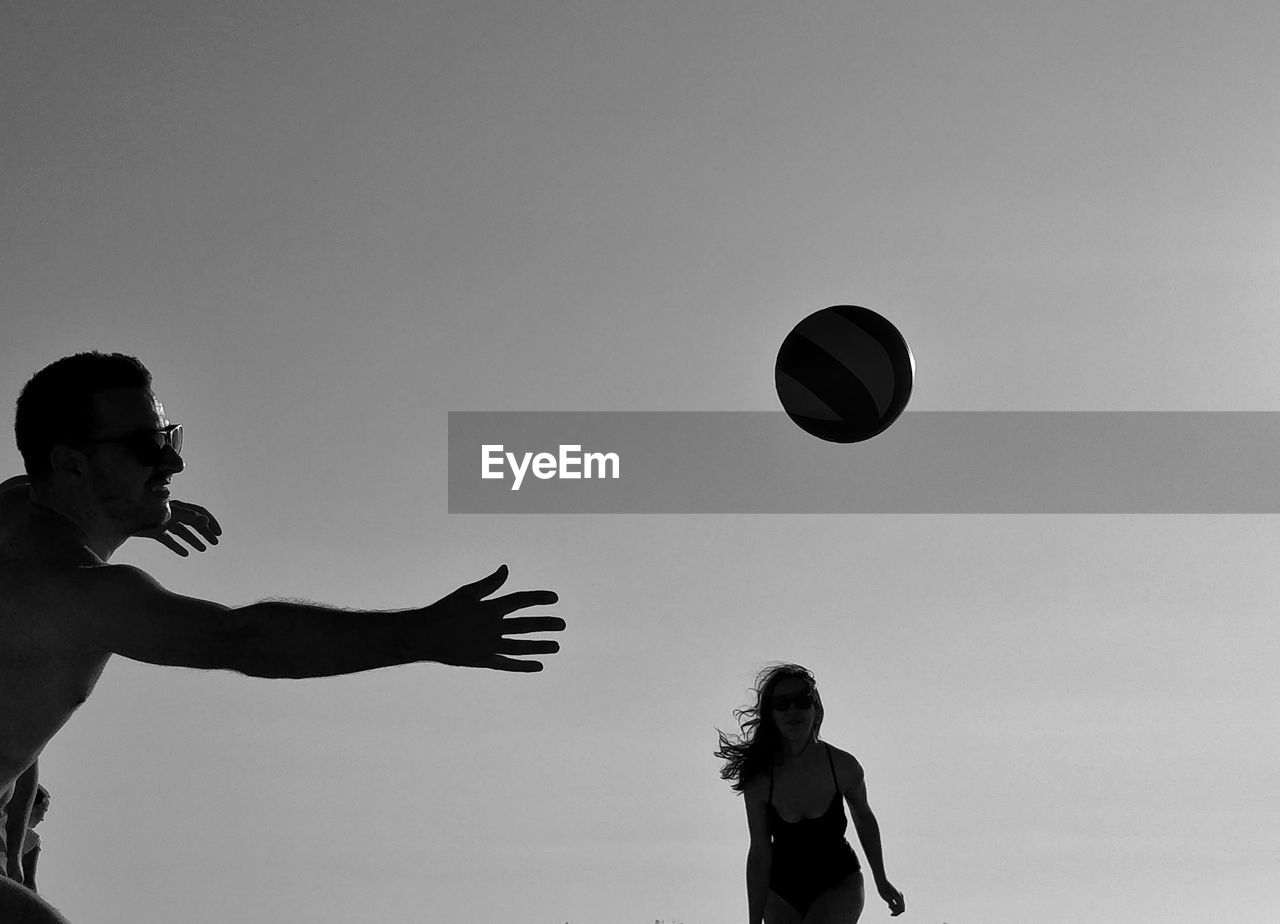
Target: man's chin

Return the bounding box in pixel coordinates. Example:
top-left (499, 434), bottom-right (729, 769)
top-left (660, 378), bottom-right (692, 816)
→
top-left (132, 500), bottom-right (171, 534)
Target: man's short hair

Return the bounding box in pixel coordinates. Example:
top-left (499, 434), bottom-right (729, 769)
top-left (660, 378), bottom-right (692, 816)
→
top-left (15, 352), bottom-right (153, 479)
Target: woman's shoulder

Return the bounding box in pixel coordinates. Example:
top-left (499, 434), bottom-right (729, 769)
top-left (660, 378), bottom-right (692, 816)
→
top-left (741, 768), bottom-right (772, 802)
top-left (822, 742), bottom-right (865, 779)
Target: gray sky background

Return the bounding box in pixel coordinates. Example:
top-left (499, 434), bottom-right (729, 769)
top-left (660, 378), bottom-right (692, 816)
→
top-left (3, 2), bottom-right (1278, 922)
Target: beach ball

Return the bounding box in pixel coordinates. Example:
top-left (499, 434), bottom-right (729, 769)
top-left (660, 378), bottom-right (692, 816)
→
top-left (774, 305), bottom-right (914, 443)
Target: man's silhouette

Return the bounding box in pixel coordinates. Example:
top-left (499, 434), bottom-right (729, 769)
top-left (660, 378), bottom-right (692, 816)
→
top-left (0, 352), bottom-right (564, 921)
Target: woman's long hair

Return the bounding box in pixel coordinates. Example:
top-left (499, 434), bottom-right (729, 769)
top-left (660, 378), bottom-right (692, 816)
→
top-left (715, 663), bottom-right (825, 793)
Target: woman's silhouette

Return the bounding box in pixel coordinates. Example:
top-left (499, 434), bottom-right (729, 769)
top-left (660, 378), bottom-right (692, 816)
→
top-left (717, 664), bottom-right (904, 923)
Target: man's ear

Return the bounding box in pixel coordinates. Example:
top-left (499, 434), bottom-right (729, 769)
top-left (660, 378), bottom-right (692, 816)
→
top-left (49, 444), bottom-right (90, 484)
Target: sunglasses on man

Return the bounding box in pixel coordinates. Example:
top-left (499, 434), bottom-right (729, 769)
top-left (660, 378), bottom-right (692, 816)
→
top-left (76, 424), bottom-right (183, 465)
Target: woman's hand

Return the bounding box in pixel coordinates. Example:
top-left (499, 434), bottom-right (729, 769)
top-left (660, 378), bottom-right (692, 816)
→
top-left (876, 878), bottom-right (905, 916)
top-left (138, 500), bottom-right (223, 556)
top-left (2, 475), bottom-right (220, 557)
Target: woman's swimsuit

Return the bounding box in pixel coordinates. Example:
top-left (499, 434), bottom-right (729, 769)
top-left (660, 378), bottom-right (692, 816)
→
top-left (767, 743), bottom-right (861, 915)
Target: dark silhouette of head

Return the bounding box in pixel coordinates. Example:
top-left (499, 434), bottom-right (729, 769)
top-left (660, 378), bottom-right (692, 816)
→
top-left (15, 352), bottom-right (153, 481)
top-left (13, 352), bottom-right (184, 552)
top-left (716, 663), bottom-right (825, 793)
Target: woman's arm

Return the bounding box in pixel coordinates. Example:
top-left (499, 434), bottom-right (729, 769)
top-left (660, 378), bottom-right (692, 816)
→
top-left (841, 752), bottom-right (905, 916)
top-left (743, 779), bottom-right (772, 924)
top-left (2, 475), bottom-right (221, 556)
top-left (3, 764), bottom-right (36, 883)
top-left (0, 476), bottom-right (29, 522)
top-left (21, 845), bottom-right (38, 892)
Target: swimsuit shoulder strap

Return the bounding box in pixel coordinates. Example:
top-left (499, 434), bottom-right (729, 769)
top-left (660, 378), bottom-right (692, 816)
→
top-left (767, 759), bottom-right (775, 805)
top-left (825, 742), bottom-right (841, 793)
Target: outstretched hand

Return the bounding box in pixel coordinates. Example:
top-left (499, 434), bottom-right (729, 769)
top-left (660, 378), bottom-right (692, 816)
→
top-left (139, 501), bottom-right (223, 557)
top-left (423, 565), bottom-right (563, 672)
top-left (877, 879), bottom-right (905, 916)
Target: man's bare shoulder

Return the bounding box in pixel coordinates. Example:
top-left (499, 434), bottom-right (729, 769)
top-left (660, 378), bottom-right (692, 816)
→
top-left (0, 506), bottom-right (157, 653)
top-left (0, 556), bottom-right (156, 619)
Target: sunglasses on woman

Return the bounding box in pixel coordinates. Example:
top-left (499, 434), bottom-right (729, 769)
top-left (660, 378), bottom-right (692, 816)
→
top-left (77, 424), bottom-right (183, 465)
top-left (770, 692), bottom-right (816, 712)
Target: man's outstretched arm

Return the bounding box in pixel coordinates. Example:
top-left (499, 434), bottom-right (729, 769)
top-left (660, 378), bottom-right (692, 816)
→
top-left (72, 563), bottom-right (562, 678)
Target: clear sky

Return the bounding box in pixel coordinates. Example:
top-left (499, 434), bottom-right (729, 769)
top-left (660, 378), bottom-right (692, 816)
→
top-left (2, 2), bottom-right (1279, 922)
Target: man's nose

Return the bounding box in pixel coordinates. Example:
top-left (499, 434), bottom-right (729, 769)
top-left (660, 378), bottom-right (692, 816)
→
top-left (159, 444), bottom-right (184, 474)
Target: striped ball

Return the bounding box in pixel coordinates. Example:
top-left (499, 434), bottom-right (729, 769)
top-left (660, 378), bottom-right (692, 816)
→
top-left (775, 305), bottom-right (914, 443)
